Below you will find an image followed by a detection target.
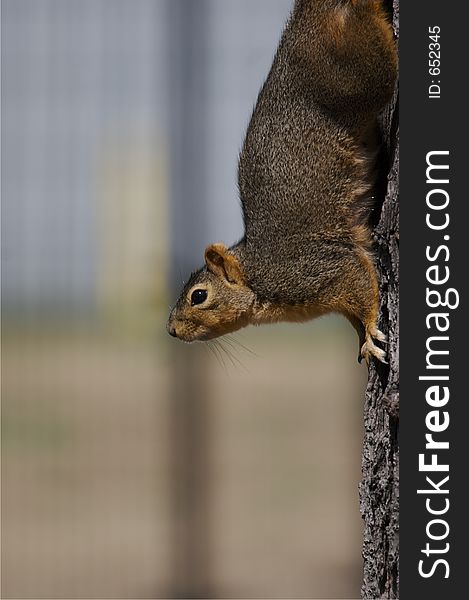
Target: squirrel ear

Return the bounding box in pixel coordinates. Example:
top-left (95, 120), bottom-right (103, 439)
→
top-left (204, 243), bottom-right (244, 284)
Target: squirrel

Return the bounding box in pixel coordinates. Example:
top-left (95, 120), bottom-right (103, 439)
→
top-left (167, 0), bottom-right (397, 363)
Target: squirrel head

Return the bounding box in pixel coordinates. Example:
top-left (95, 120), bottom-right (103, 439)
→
top-left (167, 243), bottom-right (256, 342)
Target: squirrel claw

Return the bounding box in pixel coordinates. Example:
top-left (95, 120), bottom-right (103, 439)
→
top-left (360, 332), bottom-right (387, 364)
top-left (371, 328), bottom-right (387, 344)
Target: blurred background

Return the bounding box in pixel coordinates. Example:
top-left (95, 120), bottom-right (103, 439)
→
top-left (1, 1), bottom-right (367, 598)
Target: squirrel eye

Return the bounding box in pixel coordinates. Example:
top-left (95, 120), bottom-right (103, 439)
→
top-left (190, 289), bottom-right (208, 306)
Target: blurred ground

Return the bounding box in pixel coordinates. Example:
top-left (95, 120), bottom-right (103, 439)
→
top-left (2, 314), bottom-right (366, 599)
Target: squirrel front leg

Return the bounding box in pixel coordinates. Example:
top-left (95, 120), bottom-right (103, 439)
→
top-left (333, 250), bottom-right (387, 364)
top-left (346, 311), bottom-right (387, 365)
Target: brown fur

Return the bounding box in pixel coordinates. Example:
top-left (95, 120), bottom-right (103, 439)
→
top-left (167, 0), bottom-right (397, 363)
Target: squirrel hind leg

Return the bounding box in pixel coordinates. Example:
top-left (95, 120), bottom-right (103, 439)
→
top-left (293, 0), bottom-right (397, 124)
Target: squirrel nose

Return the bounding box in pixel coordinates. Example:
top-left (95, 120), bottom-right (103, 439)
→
top-left (167, 320), bottom-right (178, 338)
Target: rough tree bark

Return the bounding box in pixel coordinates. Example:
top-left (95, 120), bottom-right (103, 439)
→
top-left (359, 1), bottom-right (399, 598)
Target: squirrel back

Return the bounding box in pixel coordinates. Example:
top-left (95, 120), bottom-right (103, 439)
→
top-left (168, 0), bottom-right (397, 363)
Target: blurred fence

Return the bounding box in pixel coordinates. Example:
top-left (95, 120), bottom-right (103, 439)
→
top-left (2, 1), bottom-right (365, 598)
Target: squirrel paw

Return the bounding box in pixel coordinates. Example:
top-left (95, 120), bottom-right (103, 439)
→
top-left (359, 328), bottom-right (387, 364)
top-left (371, 328), bottom-right (387, 344)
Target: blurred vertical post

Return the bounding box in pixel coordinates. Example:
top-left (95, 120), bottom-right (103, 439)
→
top-left (166, 0), bottom-right (213, 597)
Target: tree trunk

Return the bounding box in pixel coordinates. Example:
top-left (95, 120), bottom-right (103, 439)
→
top-left (359, 1), bottom-right (399, 598)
